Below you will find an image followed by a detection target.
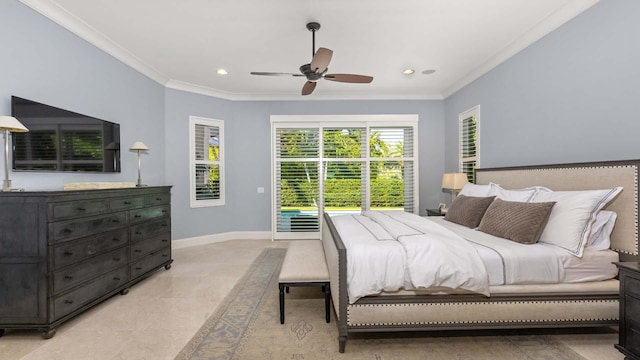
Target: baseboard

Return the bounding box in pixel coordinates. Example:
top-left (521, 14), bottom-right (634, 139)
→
top-left (172, 231), bottom-right (272, 249)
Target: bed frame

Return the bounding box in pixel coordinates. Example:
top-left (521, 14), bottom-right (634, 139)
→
top-left (321, 159), bottom-right (640, 353)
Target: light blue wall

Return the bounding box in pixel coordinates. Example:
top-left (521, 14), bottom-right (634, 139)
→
top-left (166, 93), bottom-right (444, 239)
top-left (0, 1), bottom-right (166, 190)
top-left (444, 0), bottom-right (640, 171)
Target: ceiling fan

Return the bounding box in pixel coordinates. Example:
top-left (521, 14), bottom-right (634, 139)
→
top-left (250, 22), bottom-right (374, 96)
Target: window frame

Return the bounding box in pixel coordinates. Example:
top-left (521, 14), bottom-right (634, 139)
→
top-left (271, 114), bottom-right (419, 240)
top-left (458, 106), bottom-right (480, 183)
top-left (189, 116), bottom-right (225, 208)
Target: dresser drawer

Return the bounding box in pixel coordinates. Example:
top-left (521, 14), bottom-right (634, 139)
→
top-left (131, 218), bottom-right (171, 242)
top-left (51, 212), bottom-right (127, 243)
top-left (146, 192), bottom-right (170, 206)
top-left (109, 196), bottom-right (145, 211)
top-left (53, 247), bottom-right (128, 294)
top-left (53, 267), bottom-right (128, 320)
top-left (130, 205), bottom-right (170, 224)
top-left (52, 229), bottom-right (128, 269)
top-left (130, 247), bottom-right (171, 278)
top-left (130, 232), bottom-right (171, 261)
top-left (50, 199), bottom-right (108, 220)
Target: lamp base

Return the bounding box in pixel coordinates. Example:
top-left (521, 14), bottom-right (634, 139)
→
top-left (135, 184), bottom-right (147, 187)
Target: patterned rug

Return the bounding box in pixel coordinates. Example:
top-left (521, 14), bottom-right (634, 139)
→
top-left (175, 248), bottom-right (589, 360)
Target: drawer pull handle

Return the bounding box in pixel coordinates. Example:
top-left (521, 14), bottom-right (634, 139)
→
top-left (134, 215), bottom-right (142, 218)
top-left (111, 219), bottom-right (120, 223)
top-left (64, 275), bottom-right (73, 280)
top-left (62, 228), bottom-right (73, 234)
top-left (162, 239), bottom-right (168, 243)
top-left (113, 257), bottom-right (121, 261)
top-left (135, 267), bottom-right (142, 270)
top-left (65, 300), bottom-right (74, 305)
top-left (64, 251), bottom-right (74, 256)
top-left (162, 210), bottom-right (168, 213)
top-left (161, 223), bottom-right (168, 227)
top-left (77, 207), bottom-right (86, 212)
top-left (124, 201), bottom-right (131, 205)
top-left (134, 249), bottom-right (142, 253)
top-left (162, 254), bottom-right (169, 258)
top-left (113, 276), bottom-right (121, 281)
top-left (135, 231), bottom-right (142, 235)
top-left (112, 238), bottom-right (120, 242)
top-left (156, 197), bottom-right (162, 201)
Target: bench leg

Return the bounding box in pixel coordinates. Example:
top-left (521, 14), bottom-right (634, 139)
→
top-left (279, 283), bottom-right (285, 324)
top-left (323, 283), bottom-right (330, 323)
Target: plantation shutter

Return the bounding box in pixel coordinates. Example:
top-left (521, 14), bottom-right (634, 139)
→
top-left (369, 127), bottom-right (415, 213)
top-left (459, 112), bottom-right (478, 183)
top-left (323, 127), bottom-right (367, 214)
top-left (190, 117), bottom-right (224, 207)
top-left (274, 128), bottom-right (320, 234)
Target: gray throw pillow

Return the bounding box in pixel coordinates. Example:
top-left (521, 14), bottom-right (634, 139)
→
top-left (478, 198), bottom-right (556, 244)
top-left (444, 195), bottom-right (496, 228)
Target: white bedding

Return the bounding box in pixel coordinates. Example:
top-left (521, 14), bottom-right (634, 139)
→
top-left (331, 211), bottom-right (619, 304)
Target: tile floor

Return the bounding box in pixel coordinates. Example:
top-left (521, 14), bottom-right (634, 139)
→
top-left (0, 239), bottom-right (624, 360)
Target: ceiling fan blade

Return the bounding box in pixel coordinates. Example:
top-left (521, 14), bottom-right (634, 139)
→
top-left (324, 73), bottom-right (373, 83)
top-left (250, 72), bottom-right (304, 76)
top-left (302, 81), bottom-right (317, 96)
top-left (309, 47), bottom-right (333, 73)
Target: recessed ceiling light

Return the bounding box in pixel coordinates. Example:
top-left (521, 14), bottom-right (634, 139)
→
top-left (217, 69), bottom-right (228, 75)
top-left (421, 69), bottom-right (436, 75)
top-left (402, 69), bottom-right (415, 75)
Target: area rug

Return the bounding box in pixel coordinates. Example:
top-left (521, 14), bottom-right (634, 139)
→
top-left (175, 248), bottom-right (588, 360)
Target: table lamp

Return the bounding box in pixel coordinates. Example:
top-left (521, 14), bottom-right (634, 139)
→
top-left (441, 172), bottom-right (468, 211)
top-left (129, 141), bottom-right (149, 187)
top-left (0, 116), bottom-right (29, 192)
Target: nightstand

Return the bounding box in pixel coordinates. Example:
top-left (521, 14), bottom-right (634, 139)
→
top-left (425, 208), bottom-right (445, 216)
top-left (615, 262), bottom-right (640, 360)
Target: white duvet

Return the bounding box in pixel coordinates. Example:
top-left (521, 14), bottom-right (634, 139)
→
top-left (331, 211), bottom-right (490, 303)
top-left (331, 211), bottom-right (572, 303)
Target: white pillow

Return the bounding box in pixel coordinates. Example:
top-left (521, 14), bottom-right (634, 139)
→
top-left (488, 183), bottom-right (538, 202)
top-left (532, 187), bottom-right (622, 257)
top-left (459, 183), bottom-right (492, 197)
top-left (587, 210), bottom-right (617, 250)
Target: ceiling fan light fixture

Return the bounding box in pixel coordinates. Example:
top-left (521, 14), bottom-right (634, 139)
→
top-left (402, 69), bottom-right (415, 75)
top-left (217, 69), bottom-right (228, 75)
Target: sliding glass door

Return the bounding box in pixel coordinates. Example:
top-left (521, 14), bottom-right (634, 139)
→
top-left (272, 116), bottom-right (418, 240)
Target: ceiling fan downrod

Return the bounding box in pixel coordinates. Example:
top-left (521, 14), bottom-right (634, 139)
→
top-left (307, 22), bottom-right (321, 57)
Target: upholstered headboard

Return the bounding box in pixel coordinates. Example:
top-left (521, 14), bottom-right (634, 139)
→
top-left (476, 159), bottom-right (639, 261)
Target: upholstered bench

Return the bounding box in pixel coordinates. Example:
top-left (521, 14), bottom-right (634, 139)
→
top-left (278, 240), bottom-right (330, 324)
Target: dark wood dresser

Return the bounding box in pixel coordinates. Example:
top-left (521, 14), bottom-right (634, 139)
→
top-left (615, 262), bottom-right (640, 360)
top-left (0, 186), bottom-right (172, 339)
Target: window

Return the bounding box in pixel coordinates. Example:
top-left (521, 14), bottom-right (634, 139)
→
top-left (189, 116), bottom-right (224, 208)
top-left (459, 106), bottom-right (479, 183)
top-left (272, 115), bottom-right (418, 239)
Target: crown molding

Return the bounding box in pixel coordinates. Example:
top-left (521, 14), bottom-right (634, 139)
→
top-left (166, 79), bottom-right (443, 101)
top-left (442, 0), bottom-right (599, 98)
top-left (20, 0), bottom-right (170, 86)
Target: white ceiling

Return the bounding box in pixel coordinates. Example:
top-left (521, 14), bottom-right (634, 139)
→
top-left (21, 0), bottom-right (598, 100)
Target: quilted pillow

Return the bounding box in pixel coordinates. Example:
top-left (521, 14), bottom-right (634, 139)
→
top-left (444, 194), bottom-right (496, 228)
top-left (478, 198), bottom-right (556, 244)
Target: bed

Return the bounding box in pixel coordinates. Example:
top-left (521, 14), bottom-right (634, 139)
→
top-left (321, 159), bottom-right (640, 353)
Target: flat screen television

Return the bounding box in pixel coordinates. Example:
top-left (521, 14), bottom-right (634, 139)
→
top-left (11, 96), bottom-right (121, 173)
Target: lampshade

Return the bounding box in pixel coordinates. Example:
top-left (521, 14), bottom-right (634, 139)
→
top-left (441, 173), bottom-right (469, 191)
top-left (105, 141), bottom-right (120, 150)
top-left (129, 141), bottom-right (149, 151)
top-left (0, 116), bottom-right (29, 132)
